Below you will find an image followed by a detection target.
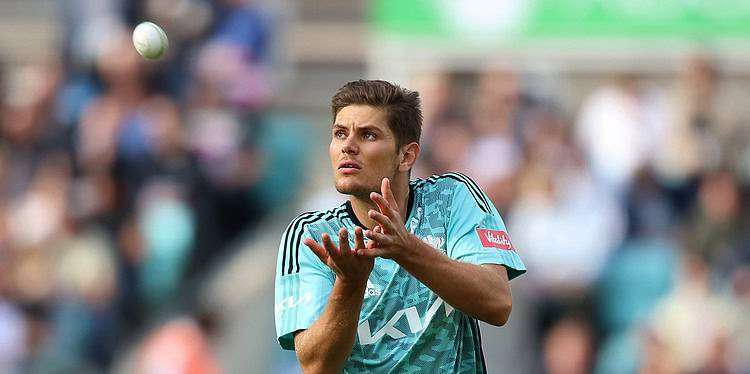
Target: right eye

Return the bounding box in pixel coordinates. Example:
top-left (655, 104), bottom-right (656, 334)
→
top-left (334, 130), bottom-right (346, 139)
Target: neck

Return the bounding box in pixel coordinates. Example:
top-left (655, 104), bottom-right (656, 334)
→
top-left (349, 174), bottom-right (411, 229)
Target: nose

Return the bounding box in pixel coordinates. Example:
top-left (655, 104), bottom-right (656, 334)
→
top-left (341, 133), bottom-right (358, 154)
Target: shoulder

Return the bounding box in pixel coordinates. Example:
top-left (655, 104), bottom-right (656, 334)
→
top-left (281, 204), bottom-right (349, 236)
top-left (412, 171), bottom-right (480, 189)
top-left (278, 205), bottom-right (349, 275)
top-left (412, 172), bottom-right (491, 213)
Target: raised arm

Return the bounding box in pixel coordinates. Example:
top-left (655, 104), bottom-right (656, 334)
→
top-left (294, 228), bottom-right (372, 373)
top-left (294, 278), bottom-right (365, 373)
top-left (360, 178), bottom-right (523, 326)
top-left (395, 238), bottom-right (512, 325)
top-left (365, 217), bottom-right (513, 326)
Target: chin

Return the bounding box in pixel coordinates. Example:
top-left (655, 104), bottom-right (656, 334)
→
top-left (335, 177), bottom-right (373, 198)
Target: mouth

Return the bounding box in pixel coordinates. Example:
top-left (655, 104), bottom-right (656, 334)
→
top-left (337, 160), bottom-right (361, 174)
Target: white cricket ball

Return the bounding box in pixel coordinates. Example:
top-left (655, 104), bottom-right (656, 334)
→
top-left (132, 22), bottom-right (168, 60)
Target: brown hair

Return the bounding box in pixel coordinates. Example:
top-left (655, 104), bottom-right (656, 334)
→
top-left (331, 80), bottom-right (422, 149)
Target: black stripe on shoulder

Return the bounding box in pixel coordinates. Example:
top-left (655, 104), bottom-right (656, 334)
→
top-left (282, 211), bottom-right (316, 276)
top-left (423, 172), bottom-right (489, 213)
top-left (288, 212), bottom-right (325, 275)
top-left (416, 173), bottom-right (489, 213)
top-left (289, 209), bottom-right (335, 275)
top-left (296, 205), bottom-right (349, 273)
top-left (411, 178), bottom-right (426, 189)
top-left (448, 172), bottom-right (490, 208)
top-left (334, 205), bottom-right (348, 222)
top-left (414, 173), bottom-right (444, 188)
top-left (289, 205), bottom-right (348, 275)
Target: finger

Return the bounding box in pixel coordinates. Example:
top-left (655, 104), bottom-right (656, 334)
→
top-left (368, 209), bottom-right (397, 233)
top-left (382, 178), bottom-right (399, 210)
top-left (369, 192), bottom-right (391, 233)
top-left (371, 191), bottom-right (400, 222)
top-left (338, 228), bottom-right (352, 256)
top-left (321, 233), bottom-right (339, 256)
top-left (366, 225), bottom-right (383, 248)
top-left (364, 228), bottom-right (392, 245)
top-left (365, 225), bottom-right (380, 249)
top-left (370, 191), bottom-right (390, 216)
top-left (304, 238), bottom-right (329, 263)
top-left (354, 227), bottom-right (366, 250)
top-left (356, 246), bottom-right (386, 258)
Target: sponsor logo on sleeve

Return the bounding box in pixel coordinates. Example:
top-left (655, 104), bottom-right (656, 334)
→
top-left (276, 292), bottom-right (312, 314)
top-left (476, 228), bottom-right (514, 250)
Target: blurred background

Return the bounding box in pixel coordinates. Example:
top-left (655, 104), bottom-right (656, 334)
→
top-left (0, 0), bottom-right (749, 373)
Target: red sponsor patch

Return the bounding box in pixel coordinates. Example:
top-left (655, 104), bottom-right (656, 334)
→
top-left (476, 228), bottom-right (514, 250)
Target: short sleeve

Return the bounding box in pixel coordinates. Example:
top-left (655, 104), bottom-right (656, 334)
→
top-left (275, 217), bottom-right (334, 350)
top-left (445, 174), bottom-right (526, 280)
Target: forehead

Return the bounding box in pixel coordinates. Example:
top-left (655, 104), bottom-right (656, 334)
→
top-left (333, 105), bottom-right (389, 131)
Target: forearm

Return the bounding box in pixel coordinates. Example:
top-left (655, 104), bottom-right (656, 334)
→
top-left (396, 236), bottom-right (512, 326)
top-left (294, 280), bottom-right (366, 373)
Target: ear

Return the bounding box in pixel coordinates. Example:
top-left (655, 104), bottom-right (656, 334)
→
top-left (398, 142), bottom-right (420, 172)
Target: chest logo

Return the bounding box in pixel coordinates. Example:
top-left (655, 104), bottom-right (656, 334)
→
top-left (357, 297), bottom-right (454, 345)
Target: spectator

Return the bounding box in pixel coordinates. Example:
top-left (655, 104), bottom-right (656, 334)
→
top-left (542, 315), bottom-right (595, 374)
top-left (575, 74), bottom-right (666, 196)
top-left (647, 253), bottom-right (740, 373)
top-left (683, 170), bottom-right (745, 274)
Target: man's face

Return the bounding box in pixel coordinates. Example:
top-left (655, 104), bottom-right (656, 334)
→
top-left (330, 105), bottom-right (400, 198)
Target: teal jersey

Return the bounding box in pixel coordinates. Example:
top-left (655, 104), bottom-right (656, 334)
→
top-left (275, 172), bottom-right (526, 373)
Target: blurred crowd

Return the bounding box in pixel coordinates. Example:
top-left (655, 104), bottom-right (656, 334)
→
top-left (1, 1), bottom-right (750, 373)
top-left (0, 0), bottom-right (308, 372)
top-left (410, 59), bottom-right (750, 374)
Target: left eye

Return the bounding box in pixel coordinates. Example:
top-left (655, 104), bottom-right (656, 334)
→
top-left (363, 132), bottom-right (375, 140)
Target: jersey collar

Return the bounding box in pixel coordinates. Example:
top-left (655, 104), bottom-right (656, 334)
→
top-left (345, 183), bottom-right (415, 229)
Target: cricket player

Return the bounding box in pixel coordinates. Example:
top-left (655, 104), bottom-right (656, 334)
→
top-left (275, 80), bottom-right (526, 373)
